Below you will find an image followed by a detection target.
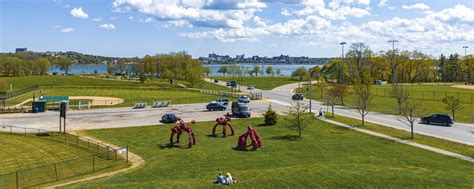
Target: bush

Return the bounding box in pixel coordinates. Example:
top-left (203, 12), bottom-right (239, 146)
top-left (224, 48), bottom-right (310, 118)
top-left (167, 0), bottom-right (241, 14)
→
top-left (263, 104), bottom-right (278, 125)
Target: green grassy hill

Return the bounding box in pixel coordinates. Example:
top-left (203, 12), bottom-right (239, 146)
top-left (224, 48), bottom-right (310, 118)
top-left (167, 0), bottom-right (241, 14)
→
top-left (69, 117), bottom-right (474, 188)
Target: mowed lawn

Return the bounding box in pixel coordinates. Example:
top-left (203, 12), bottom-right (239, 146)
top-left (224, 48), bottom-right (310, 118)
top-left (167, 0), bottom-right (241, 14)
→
top-left (298, 85), bottom-right (474, 124)
top-left (211, 76), bottom-right (302, 90)
top-left (0, 133), bottom-right (93, 174)
top-left (6, 88), bottom-right (225, 106)
top-left (69, 117), bottom-right (474, 188)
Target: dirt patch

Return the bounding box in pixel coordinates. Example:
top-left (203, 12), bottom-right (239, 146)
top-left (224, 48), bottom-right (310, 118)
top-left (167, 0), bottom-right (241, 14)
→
top-left (17, 96), bottom-right (124, 107)
top-left (451, 84), bottom-right (474, 90)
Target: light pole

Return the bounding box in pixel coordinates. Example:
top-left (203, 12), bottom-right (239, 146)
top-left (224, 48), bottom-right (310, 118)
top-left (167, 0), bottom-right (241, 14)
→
top-left (463, 46), bottom-right (469, 57)
top-left (308, 67), bottom-right (312, 113)
top-left (340, 42), bottom-right (346, 83)
top-left (388, 40), bottom-right (398, 83)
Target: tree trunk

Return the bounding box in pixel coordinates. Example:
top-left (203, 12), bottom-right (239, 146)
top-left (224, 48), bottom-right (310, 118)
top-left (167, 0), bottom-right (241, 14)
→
top-left (331, 105), bottom-right (334, 118)
top-left (361, 115), bottom-right (365, 126)
top-left (410, 124), bottom-right (414, 139)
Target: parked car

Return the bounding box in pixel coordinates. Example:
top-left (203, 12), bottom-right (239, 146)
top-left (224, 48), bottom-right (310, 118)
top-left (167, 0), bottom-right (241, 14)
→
top-left (207, 102), bottom-right (227, 111)
top-left (292, 94), bottom-right (304, 100)
top-left (238, 96), bottom-right (251, 103)
top-left (161, 114), bottom-right (178, 124)
top-left (214, 79), bottom-right (219, 83)
top-left (420, 114), bottom-right (453, 126)
top-left (215, 98), bottom-right (229, 106)
top-left (226, 81), bottom-right (232, 86)
top-left (232, 102), bottom-right (251, 118)
top-left (247, 85), bottom-right (255, 90)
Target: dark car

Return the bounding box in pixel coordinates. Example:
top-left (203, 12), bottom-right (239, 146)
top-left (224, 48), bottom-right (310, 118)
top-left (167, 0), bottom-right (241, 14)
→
top-left (207, 102), bottom-right (227, 111)
top-left (214, 79), bottom-right (219, 83)
top-left (420, 114), bottom-right (453, 126)
top-left (161, 114), bottom-right (178, 124)
top-left (292, 94), bottom-right (304, 100)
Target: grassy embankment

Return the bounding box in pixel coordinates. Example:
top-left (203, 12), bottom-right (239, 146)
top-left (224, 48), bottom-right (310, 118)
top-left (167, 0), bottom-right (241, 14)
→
top-left (67, 117), bottom-right (474, 188)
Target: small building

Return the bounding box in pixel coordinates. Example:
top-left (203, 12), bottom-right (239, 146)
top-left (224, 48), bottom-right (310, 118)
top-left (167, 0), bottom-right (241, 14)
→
top-left (15, 48), bottom-right (27, 53)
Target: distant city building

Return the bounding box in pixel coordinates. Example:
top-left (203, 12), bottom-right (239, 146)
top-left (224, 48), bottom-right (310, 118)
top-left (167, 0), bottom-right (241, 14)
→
top-left (15, 48), bottom-right (27, 53)
top-left (199, 53), bottom-right (328, 64)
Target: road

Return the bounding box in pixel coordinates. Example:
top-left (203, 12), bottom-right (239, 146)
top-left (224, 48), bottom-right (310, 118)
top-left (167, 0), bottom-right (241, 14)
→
top-left (0, 100), bottom-right (288, 131)
top-left (266, 82), bottom-right (474, 145)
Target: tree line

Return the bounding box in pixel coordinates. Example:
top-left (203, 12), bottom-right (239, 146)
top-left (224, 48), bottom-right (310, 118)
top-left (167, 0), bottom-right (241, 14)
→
top-left (0, 52), bottom-right (74, 76)
top-left (319, 43), bottom-right (474, 84)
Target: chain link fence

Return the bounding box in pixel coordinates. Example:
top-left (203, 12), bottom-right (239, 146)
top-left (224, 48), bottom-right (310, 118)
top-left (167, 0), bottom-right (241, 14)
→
top-left (0, 125), bottom-right (128, 188)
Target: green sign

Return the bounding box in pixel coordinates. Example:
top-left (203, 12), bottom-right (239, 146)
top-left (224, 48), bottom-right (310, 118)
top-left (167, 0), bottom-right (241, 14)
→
top-left (41, 96), bottom-right (69, 101)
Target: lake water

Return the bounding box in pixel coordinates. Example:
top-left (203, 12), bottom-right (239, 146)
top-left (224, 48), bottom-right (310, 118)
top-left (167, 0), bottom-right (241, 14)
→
top-left (50, 64), bottom-right (318, 76)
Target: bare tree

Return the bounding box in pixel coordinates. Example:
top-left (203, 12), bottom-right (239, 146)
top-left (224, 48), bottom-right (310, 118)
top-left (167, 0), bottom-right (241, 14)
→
top-left (325, 86), bottom-right (338, 117)
top-left (284, 101), bottom-right (313, 138)
top-left (391, 83), bottom-right (410, 114)
top-left (398, 100), bottom-right (424, 139)
top-left (442, 96), bottom-right (462, 120)
top-left (352, 72), bottom-right (374, 126)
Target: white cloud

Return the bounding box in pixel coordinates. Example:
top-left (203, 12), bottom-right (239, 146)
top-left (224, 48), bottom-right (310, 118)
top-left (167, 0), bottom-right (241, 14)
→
top-left (70, 7), bottom-right (89, 19)
top-left (60, 27), bottom-right (75, 33)
top-left (99, 24), bottom-right (115, 30)
top-left (378, 0), bottom-right (394, 9)
top-left (92, 17), bottom-right (102, 22)
top-left (402, 3), bottom-right (430, 10)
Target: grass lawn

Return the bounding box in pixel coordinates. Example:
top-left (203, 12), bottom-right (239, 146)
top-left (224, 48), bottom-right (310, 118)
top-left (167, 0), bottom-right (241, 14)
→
top-left (68, 117), bottom-right (474, 188)
top-left (0, 132), bottom-right (126, 188)
top-left (211, 76), bottom-right (302, 90)
top-left (325, 114), bottom-right (474, 158)
top-left (297, 85), bottom-right (474, 124)
top-left (5, 87), bottom-right (228, 107)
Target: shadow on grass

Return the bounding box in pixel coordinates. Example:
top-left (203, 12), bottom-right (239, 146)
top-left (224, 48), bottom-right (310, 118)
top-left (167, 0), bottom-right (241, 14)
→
top-left (157, 143), bottom-right (182, 149)
top-left (256, 123), bottom-right (276, 127)
top-left (270, 134), bottom-right (301, 141)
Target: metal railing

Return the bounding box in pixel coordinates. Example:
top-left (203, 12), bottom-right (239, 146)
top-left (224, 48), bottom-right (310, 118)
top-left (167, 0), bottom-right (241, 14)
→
top-left (0, 125), bottom-right (128, 188)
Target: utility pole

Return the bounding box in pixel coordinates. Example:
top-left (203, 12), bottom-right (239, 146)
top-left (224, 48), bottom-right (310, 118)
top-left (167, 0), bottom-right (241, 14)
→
top-left (463, 46), bottom-right (469, 57)
top-left (340, 42), bottom-right (346, 83)
top-left (389, 40), bottom-right (398, 83)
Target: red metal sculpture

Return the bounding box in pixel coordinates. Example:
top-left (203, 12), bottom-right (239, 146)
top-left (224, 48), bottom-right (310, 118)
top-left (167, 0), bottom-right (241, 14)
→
top-left (212, 113), bottom-right (235, 137)
top-left (236, 126), bottom-right (262, 151)
top-left (169, 119), bottom-right (196, 148)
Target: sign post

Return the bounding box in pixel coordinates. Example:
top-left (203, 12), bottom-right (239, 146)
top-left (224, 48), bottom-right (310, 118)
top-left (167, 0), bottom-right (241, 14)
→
top-left (60, 101), bottom-right (67, 133)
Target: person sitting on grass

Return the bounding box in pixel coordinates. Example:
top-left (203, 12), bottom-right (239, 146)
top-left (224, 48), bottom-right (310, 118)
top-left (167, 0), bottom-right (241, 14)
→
top-left (224, 172), bottom-right (239, 185)
top-left (215, 172), bottom-right (224, 184)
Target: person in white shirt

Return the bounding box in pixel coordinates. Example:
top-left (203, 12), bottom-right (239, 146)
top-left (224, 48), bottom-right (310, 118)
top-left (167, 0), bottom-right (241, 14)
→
top-left (224, 172), bottom-right (234, 185)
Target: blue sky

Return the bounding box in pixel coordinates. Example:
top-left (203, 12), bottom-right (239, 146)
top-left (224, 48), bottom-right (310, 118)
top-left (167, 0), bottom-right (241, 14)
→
top-left (1, 0), bottom-right (473, 58)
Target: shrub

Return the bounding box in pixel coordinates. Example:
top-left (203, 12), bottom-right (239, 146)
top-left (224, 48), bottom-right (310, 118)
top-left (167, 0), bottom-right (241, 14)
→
top-left (263, 104), bottom-right (278, 125)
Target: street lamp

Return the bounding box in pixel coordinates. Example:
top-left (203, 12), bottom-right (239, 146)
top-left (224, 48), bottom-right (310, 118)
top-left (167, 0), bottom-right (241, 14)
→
top-left (463, 46), bottom-right (469, 57)
top-left (340, 42), bottom-right (346, 83)
top-left (308, 67), bottom-right (312, 113)
top-left (388, 40), bottom-right (398, 83)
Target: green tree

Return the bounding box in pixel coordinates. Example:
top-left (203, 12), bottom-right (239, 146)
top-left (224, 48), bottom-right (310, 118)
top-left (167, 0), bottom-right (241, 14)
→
top-left (399, 100), bottom-right (424, 139)
top-left (253, 65), bottom-right (261, 76)
top-left (54, 56), bottom-right (74, 75)
top-left (291, 67), bottom-right (309, 81)
top-left (263, 104), bottom-right (278, 126)
top-left (203, 67), bottom-right (211, 76)
top-left (266, 66), bottom-right (273, 76)
top-left (275, 69), bottom-right (281, 76)
top-left (217, 66), bottom-right (229, 76)
top-left (35, 57), bottom-right (50, 75)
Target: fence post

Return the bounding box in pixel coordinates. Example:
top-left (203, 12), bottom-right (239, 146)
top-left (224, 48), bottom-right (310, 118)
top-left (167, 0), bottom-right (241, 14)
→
top-left (16, 171), bottom-right (19, 189)
top-left (54, 163), bottom-right (58, 181)
top-left (126, 145), bottom-right (129, 163)
top-left (92, 155), bottom-right (95, 173)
